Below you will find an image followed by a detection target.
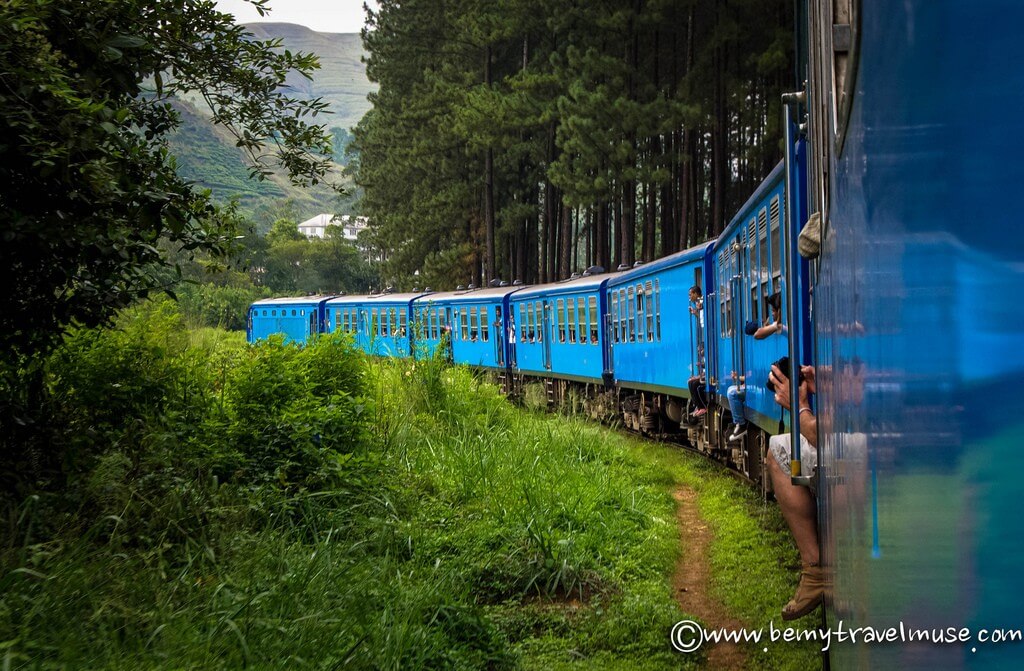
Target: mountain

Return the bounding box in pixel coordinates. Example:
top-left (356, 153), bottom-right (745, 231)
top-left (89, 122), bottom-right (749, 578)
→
top-left (168, 24), bottom-right (374, 228)
top-left (242, 23), bottom-right (374, 132)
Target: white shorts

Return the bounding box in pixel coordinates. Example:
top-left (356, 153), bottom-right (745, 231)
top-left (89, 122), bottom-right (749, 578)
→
top-left (769, 433), bottom-right (817, 494)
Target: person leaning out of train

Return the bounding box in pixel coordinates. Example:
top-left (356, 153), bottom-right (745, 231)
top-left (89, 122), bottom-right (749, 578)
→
top-left (727, 292), bottom-right (784, 441)
top-left (767, 361), bottom-right (825, 621)
top-left (686, 286), bottom-right (709, 419)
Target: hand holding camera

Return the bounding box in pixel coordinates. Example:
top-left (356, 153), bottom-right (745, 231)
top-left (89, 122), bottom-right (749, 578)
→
top-left (767, 356), bottom-right (811, 411)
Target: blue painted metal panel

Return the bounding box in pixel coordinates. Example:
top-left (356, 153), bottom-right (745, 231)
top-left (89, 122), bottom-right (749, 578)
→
top-left (814, 3), bottom-right (1024, 668)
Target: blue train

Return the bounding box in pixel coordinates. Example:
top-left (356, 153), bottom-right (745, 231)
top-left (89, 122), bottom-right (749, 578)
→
top-left (249, 1), bottom-right (1024, 666)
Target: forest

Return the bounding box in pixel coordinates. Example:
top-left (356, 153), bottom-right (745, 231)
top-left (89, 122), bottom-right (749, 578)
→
top-left (354, 0), bottom-right (794, 291)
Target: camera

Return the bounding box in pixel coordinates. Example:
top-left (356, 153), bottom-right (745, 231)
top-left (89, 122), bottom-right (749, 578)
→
top-left (766, 355), bottom-right (804, 391)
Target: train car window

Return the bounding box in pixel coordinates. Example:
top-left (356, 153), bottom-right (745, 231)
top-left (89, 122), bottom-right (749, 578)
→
top-left (759, 208), bottom-right (770, 318)
top-left (635, 285), bottom-right (645, 342)
top-left (534, 302), bottom-right (543, 343)
top-left (622, 286), bottom-right (630, 344)
top-left (481, 306), bottom-right (490, 342)
top-left (430, 308), bottom-right (437, 339)
top-left (518, 304), bottom-right (526, 342)
top-left (645, 281), bottom-right (654, 341)
top-left (272, 309), bottom-right (277, 316)
top-left (565, 298), bottom-right (575, 343)
top-left (654, 280), bottom-right (662, 341)
top-left (588, 296), bottom-right (598, 344)
top-left (399, 311), bottom-right (407, 336)
top-left (576, 297), bottom-right (586, 345)
top-left (470, 307), bottom-right (479, 341)
top-left (771, 195), bottom-right (782, 296)
top-left (527, 303), bottom-right (536, 342)
top-left (554, 298), bottom-right (564, 342)
top-left (460, 308), bottom-right (469, 341)
top-left (618, 289), bottom-right (626, 342)
top-left (608, 293), bottom-right (617, 344)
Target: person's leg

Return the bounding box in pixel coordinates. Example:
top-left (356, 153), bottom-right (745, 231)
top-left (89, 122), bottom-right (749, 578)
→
top-left (769, 435), bottom-right (824, 620)
top-left (727, 385), bottom-right (745, 425)
top-left (688, 377), bottom-right (706, 412)
top-left (769, 449), bottom-right (819, 565)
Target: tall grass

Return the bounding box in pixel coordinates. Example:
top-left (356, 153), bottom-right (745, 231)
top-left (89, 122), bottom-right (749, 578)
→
top-left (2, 301), bottom-right (807, 669)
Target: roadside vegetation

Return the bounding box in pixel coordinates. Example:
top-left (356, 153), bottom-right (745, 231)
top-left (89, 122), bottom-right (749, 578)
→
top-left (1, 301), bottom-right (815, 669)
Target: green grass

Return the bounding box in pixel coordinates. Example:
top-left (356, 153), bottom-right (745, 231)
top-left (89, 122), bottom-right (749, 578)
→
top-left (1, 311), bottom-right (819, 669)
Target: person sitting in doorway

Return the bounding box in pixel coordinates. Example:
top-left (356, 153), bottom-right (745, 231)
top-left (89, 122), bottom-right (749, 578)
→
top-left (767, 361), bottom-right (824, 620)
top-left (727, 291), bottom-right (784, 441)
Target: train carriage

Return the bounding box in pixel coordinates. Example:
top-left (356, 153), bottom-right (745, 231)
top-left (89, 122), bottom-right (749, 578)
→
top-left (509, 272), bottom-right (616, 386)
top-left (412, 285), bottom-right (527, 369)
top-left (604, 244), bottom-right (713, 433)
top-left (324, 292), bottom-right (430, 357)
top-left (711, 162), bottom-right (792, 432)
top-left (805, 1), bottom-right (1024, 667)
top-left (247, 296), bottom-right (334, 345)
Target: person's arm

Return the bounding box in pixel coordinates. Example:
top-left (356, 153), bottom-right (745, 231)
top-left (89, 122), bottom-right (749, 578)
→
top-left (769, 364), bottom-right (818, 447)
top-left (754, 320), bottom-right (783, 340)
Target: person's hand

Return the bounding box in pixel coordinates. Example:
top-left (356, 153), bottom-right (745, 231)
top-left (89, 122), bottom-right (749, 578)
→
top-left (770, 363), bottom-right (792, 410)
top-left (800, 365), bottom-right (816, 394)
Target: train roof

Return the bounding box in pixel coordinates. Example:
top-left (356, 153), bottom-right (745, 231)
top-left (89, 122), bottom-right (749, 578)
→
top-left (415, 285), bottom-right (529, 304)
top-left (607, 242), bottom-right (714, 286)
top-left (251, 295), bottom-right (335, 306)
top-left (511, 270), bottom-right (624, 299)
top-left (325, 292), bottom-right (432, 305)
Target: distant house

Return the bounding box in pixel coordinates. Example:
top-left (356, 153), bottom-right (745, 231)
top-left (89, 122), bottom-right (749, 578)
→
top-left (297, 214), bottom-right (369, 242)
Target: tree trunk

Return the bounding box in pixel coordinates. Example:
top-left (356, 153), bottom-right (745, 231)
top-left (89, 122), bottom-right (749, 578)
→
top-left (483, 45), bottom-right (496, 282)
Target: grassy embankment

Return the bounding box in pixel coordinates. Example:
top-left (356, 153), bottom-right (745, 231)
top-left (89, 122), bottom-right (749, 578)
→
top-left (0, 302), bottom-right (817, 669)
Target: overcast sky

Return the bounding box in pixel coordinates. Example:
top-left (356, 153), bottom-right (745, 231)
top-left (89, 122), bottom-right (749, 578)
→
top-left (214, 0), bottom-right (377, 34)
